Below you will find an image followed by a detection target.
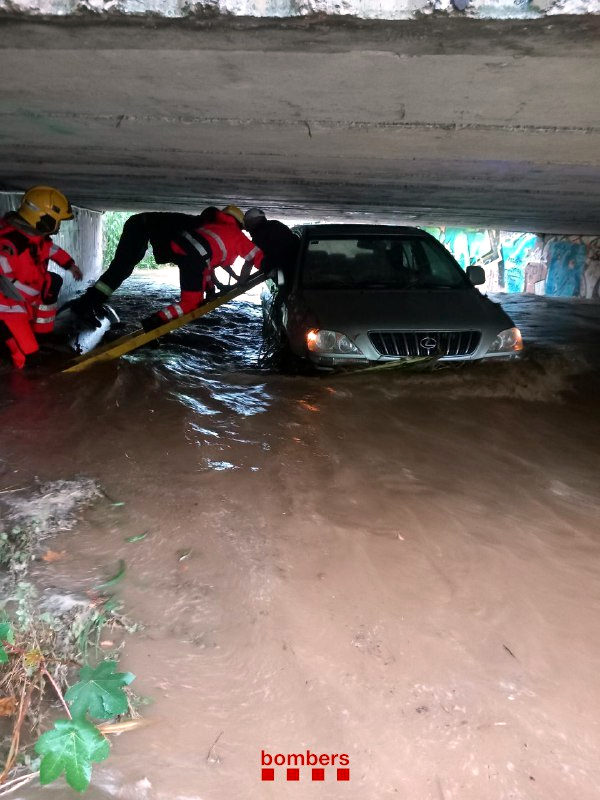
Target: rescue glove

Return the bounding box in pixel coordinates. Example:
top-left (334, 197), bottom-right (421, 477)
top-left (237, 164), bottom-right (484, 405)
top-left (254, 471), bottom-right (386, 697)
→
top-left (141, 312), bottom-right (164, 333)
top-left (67, 301), bottom-right (103, 329)
top-left (68, 287), bottom-right (107, 329)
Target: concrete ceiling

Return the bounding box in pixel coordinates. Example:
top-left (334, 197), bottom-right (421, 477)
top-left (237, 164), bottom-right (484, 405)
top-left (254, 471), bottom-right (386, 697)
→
top-left (0, 15), bottom-right (599, 233)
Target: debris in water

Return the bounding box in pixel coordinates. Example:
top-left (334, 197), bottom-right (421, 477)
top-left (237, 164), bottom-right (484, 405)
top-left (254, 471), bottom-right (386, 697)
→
top-left (126, 533), bottom-right (147, 543)
top-left (206, 730), bottom-right (224, 764)
top-left (503, 644), bottom-right (517, 659)
top-left (98, 719), bottom-right (154, 735)
top-left (41, 550), bottom-right (66, 563)
top-left (97, 559), bottom-right (127, 590)
top-left (2, 479), bottom-right (100, 534)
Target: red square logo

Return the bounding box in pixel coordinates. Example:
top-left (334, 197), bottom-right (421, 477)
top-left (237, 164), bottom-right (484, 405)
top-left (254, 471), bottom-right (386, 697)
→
top-left (261, 768), bottom-right (274, 781)
top-left (287, 768), bottom-right (300, 781)
top-left (312, 768), bottom-right (325, 781)
top-left (337, 768), bottom-right (350, 781)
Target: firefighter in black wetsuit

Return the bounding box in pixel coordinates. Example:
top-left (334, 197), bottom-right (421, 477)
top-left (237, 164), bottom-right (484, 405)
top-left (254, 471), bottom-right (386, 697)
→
top-left (69, 207), bottom-right (221, 326)
top-left (243, 208), bottom-right (300, 287)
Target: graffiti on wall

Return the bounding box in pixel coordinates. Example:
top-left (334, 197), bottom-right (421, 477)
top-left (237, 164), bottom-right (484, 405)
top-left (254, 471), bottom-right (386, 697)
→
top-left (544, 241), bottom-right (586, 297)
top-left (500, 233), bottom-right (541, 294)
top-left (583, 237), bottom-right (600, 299)
top-left (427, 226), bottom-right (600, 299)
top-left (425, 227), bottom-right (495, 269)
top-left (424, 227), bottom-right (502, 294)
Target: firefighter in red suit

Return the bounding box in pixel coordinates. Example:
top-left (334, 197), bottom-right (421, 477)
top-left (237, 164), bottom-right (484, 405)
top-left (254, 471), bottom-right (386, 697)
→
top-left (0, 186), bottom-right (82, 368)
top-left (143, 204), bottom-right (264, 329)
top-left (69, 205), bottom-right (264, 331)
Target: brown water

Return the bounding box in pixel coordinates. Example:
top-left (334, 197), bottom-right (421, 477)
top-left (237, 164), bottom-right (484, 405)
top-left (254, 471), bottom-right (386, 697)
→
top-left (2, 272), bottom-right (600, 800)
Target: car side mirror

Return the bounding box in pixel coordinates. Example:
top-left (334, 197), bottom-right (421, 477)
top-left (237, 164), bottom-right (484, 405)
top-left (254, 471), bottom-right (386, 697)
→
top-left (466, 264), bottom-right (486, 285)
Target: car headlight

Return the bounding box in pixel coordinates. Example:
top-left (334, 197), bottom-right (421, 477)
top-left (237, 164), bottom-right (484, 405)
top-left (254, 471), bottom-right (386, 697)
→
top-left (306, 329), bottom-right (363, 355)
top-left (487, 327), bottom-right (523, 354)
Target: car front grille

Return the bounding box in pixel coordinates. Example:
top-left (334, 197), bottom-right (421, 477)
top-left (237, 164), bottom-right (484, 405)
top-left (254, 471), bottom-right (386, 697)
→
top-left (368, 330), bottom-right (481, 358)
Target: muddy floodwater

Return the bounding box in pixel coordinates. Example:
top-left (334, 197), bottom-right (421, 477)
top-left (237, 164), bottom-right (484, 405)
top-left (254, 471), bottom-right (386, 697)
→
top-left (2, 270), bottom-right (600, 800)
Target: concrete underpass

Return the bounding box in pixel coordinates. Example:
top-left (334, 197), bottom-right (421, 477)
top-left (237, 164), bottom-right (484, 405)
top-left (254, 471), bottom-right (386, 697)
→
top-left (0, 4), bottom-right (600, 799)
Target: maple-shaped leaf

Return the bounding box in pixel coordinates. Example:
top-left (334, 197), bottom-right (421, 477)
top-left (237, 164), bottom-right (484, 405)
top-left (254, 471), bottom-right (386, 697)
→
top-left (0, 622), bottom-right (14, 664)
top-left (35, 717), bottom-right (110, 792)
top-left (65, 661), bottom-right (135, 720)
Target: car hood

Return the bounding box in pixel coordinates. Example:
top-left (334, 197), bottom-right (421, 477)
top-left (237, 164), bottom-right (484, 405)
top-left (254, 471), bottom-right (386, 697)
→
top-left (299, 288), bottom-right (514, 332)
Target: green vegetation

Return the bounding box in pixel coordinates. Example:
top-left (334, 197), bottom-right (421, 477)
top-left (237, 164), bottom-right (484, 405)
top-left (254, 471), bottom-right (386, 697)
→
top-left (65, 661), bottom-right (134, 721)
top-left (36, 717), bottom-right (109, 792)
top-left (1, 613), bottom-right (135, 793)
top-left (102, 212), bottom-right (158, 269)
top-left (0, 516), bottom-right (141, 795)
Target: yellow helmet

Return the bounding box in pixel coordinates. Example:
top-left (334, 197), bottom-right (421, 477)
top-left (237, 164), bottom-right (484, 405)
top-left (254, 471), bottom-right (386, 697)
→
top-left (222, 204), bottom-right (245, 227)
top-left (18, 186), bottom-right (74, 234)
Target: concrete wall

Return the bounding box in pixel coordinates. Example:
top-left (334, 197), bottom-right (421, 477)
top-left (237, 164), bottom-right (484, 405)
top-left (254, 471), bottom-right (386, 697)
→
top-left (428, 226), bottom-right (600, 298)
top-left (0, 191), bottom-right (102, 301)
top-left (1, 0), bottom-right (598, 17)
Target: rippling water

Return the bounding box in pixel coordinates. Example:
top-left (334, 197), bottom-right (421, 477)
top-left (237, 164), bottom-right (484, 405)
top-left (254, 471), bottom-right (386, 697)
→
top-left (2, 272), bottom-right (600, 800)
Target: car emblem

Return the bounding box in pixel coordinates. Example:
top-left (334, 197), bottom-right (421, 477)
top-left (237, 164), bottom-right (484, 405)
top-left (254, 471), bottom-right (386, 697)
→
top-left (420, 336), bottom-right (438, 353)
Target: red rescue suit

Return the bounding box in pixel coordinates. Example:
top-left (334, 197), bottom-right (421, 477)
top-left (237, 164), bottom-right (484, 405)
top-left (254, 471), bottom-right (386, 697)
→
top-left (0, 216), bottom-right (78, 367)
top-left (158, 211), bottom-right (264, 322)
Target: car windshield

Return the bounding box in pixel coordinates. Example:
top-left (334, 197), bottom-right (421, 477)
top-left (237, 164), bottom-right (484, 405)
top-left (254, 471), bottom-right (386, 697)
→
top-left (301, 235), bottom-right (469, 290)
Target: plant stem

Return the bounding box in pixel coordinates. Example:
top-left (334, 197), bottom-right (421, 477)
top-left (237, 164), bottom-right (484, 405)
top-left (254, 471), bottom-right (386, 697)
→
top-left (0, 771), bottom-right (38, 797)
top-left (0, 680), bottom-right (35, 784)
top-left (41, 667), bottom-right (72, 720)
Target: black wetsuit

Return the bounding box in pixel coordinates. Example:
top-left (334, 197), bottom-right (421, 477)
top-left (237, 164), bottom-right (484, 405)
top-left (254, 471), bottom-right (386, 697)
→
top-left (248, 220), bottom-right (300, 285)
top-left (99, 211), bottom-right (215, 294)
top-left (70, 208), bottom-right (220, 322)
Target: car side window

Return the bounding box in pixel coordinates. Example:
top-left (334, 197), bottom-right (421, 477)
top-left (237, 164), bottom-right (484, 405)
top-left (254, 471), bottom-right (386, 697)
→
top-left (420, 241), bottom-right (467, 286)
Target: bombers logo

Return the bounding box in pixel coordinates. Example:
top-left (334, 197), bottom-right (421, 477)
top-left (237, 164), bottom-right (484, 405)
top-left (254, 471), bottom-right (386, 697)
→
top-left (261, 749), bottom-right (351, 782)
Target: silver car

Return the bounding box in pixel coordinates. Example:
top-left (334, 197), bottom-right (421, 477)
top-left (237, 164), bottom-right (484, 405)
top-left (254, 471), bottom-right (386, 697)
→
top-left (261, 224), bottom-right (523, 369)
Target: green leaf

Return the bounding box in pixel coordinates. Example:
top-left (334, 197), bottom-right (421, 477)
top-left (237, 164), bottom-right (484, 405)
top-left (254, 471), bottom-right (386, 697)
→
top-left (65, 660), bottom-right (135, 720)
top-left (96, 559), bottom-right (126, 590)
top-left (35, 717), bottom-right (110, 792)
top-left (0, 621), bottom-right (14, 663)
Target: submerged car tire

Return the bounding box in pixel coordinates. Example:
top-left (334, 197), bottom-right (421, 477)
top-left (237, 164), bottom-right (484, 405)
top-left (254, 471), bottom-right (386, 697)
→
top-left (259, 326), bottom-right (306, 374)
